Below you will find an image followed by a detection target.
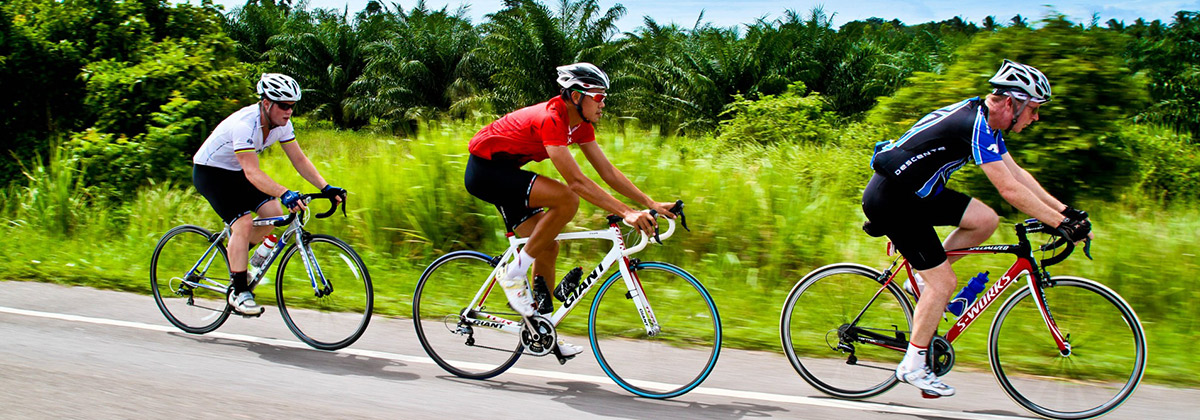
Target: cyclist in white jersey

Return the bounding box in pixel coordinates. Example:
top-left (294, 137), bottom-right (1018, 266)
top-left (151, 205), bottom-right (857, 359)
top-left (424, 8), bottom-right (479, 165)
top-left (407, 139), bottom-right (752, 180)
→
top-left (192, 73), bottom-right (345, 315)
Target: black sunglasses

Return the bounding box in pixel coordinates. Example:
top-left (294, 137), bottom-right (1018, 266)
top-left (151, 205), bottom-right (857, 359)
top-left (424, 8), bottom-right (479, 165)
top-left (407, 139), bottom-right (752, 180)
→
top-left (272, 101), bottom-right (296, 111)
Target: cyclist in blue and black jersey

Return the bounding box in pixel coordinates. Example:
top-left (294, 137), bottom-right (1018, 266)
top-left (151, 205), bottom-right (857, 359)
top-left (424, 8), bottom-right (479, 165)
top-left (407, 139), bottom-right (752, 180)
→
top-left (862, 60), bottom-right (1093, 398)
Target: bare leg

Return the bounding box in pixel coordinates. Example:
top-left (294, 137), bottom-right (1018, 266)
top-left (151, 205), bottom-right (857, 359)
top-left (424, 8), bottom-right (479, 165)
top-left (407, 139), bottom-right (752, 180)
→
top-left (518, 176), bottom-right (579, 291)
top-left (228, 214), bottom-right (255, 272)
top-left (942, 198), bottom-right (998, 264)
top-left (249, 199), bottom-right (283, 246)
top-left (911, 262), bottom-right (957, 346)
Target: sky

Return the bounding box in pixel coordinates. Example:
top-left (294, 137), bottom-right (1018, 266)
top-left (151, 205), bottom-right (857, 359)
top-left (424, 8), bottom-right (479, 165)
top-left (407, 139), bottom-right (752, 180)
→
top-left (186, 0), bottom-right (1200, 31)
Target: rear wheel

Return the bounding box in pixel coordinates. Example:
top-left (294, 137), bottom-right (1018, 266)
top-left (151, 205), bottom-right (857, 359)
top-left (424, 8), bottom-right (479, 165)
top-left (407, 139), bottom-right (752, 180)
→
top-left (990, 276), bottom-right (1146, 419)
top-left (150, 225), bottom-right (232, 334)
top-left (414, 251), bottom-right (522, 379)
top-left (781, 263), bottom-right (912, 399)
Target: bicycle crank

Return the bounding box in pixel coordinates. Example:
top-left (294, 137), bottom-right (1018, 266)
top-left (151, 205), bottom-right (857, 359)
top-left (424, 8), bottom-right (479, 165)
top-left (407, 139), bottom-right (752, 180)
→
top-left (520, 315), bottom-right (556, 357)
top-left (929, 335), bottom-right (955, 377)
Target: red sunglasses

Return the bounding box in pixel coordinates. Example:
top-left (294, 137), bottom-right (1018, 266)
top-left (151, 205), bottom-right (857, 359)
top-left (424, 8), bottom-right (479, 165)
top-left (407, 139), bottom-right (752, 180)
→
top-left (572, 89), bottom-right (607, 104)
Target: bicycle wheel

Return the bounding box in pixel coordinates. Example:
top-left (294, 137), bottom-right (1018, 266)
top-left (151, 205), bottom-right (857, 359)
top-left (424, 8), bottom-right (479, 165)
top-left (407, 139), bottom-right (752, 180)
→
top-left (781, 263), bottom-right (913, 399)
top-left (414, 250), bottom-right (522, 379)
top-left (275, 234), bottom-right (373, 351)
top-left (990, 276), bottom-right (1147, 419)
top-left (149, 225), bottom-right (232, 333)
top-left (589, 261), bottom-right (721, 399)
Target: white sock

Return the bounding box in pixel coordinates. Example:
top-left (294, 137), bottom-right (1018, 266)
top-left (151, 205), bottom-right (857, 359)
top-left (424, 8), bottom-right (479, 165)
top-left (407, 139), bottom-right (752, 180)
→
top-left (899, 342), bottom-right (929, 373)
top-left (505, 249), bottom-right (534, 280)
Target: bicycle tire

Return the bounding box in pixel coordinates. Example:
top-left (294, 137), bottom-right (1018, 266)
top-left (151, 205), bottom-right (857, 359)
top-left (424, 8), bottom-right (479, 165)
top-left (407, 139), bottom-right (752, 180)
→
top-left (149, 224), bottom-right (232, 334)
top-left (989, 276), bottom-right (1147, 419)
top-left (780, 263), bottom-right (913, 399)
top-left (274, 234), bottom-right (373, 351)
top-left (414, 250), bottom-right (522, 379)
top-left (588, 261), bottom-right (721, 399)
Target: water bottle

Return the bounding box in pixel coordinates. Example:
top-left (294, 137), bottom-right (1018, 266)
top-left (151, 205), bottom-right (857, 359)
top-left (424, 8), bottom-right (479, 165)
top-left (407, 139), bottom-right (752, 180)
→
top-left (553, 267), bottom-right (584, 302)
top-left (247, 234), bottom-right (277, 277)
top-left (946, 271), bottom-right (989, 317)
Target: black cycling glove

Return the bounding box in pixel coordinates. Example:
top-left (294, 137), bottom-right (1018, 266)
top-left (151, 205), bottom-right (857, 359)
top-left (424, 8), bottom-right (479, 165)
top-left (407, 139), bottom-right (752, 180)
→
top-left (1055, 217), bottom-right (1092, 243)
top-left (322, 184), bottom-right (347, 200)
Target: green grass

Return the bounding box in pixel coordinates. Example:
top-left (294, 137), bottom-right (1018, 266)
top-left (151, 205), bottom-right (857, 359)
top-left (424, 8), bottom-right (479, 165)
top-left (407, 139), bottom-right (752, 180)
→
top-left (2, 121), bottom-right (1197, 386)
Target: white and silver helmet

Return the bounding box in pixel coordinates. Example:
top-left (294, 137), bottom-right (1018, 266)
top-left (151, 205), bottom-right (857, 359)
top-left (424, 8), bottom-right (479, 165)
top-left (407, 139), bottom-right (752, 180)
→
top-left (257, 73), bottom-right (302, 102)
top-left (555, 62), bottom-right (610, 90)
top-left (989, 60), bottom-right (1051, 103)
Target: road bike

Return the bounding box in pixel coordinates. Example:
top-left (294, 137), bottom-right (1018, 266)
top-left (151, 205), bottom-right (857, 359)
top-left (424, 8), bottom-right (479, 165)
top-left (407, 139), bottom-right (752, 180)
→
top-left (781, 219), bottom-right (1146, 419)
top-left (150, 192), bottom-right (373, 351)
top-left (414, 201), bottom-right (721, 399)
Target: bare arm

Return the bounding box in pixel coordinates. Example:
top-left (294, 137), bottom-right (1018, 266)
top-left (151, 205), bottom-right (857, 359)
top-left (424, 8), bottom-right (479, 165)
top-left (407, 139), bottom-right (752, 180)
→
top-left (280, 141), bottom-right (329, 190)
top-left (1002, 154), bottom-right (1066, 212)
top-left (547, 145), bottom-right (632, 216)
top-left (236, 152), bottom-right (289, 197)
top-left (980, 158), bottom-right (1065, 226)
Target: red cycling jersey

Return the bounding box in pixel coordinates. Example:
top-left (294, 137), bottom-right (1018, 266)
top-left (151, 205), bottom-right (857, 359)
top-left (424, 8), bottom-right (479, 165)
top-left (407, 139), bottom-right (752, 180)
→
top-left (468, 96), bottom-right (596, 165)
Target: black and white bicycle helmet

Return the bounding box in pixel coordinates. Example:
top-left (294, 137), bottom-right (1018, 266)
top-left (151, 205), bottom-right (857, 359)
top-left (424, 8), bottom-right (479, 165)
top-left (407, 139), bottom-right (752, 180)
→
top-left (988, 60), bottom-right (1051, 103)
top-left (257, 73), bottom-right (302, 102)
top-left (556, 62), bottom-right (610, 91)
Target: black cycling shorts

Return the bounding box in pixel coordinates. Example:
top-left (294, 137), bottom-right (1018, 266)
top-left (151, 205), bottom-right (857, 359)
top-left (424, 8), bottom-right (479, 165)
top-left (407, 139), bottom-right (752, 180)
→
top-left (464, 154), bottom-right (544, 233)
top-left (192, 164), bottom-right (275, 223)
top-left (861, 173), bottom-right (972, 271)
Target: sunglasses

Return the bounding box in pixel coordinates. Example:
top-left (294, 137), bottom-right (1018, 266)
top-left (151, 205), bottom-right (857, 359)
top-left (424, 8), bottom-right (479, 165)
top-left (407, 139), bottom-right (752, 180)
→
top-left (272, 101), bottom-right (296, 111)
top-left (572, 89), bottom-right (607, 104)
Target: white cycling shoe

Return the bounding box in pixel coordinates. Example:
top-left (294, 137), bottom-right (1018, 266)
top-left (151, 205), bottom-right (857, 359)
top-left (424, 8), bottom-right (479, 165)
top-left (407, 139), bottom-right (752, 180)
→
top-left (556, 340), bottom-right (583, 358)
top-left (896, 365), bottom-right (956, 398)
top-left (228, 290), bottom-right (264, 316)
top-left (498, 274), bottom-right (537, 317)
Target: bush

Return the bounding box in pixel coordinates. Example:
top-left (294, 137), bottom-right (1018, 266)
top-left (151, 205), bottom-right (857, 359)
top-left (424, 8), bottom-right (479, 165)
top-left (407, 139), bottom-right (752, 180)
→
top-left (716, 82), bottom-right (841, 145)
top-left (869, 15), bottom-right (1147, 205)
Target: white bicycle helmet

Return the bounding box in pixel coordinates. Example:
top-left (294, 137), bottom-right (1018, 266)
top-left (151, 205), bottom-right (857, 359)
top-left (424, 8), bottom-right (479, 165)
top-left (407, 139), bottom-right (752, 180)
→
top-left (257, 73), bottom-right (302, 102)
top-left (556, 62), bottom-right (610, 91)
top-left (988, 60), bottom-right (1051, 103)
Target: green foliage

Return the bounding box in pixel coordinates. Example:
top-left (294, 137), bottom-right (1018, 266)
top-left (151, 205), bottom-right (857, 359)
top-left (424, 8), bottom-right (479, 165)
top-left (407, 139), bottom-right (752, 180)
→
top-left (345, 2), bottom-right (480, 133)
top-left (870, 16), bottom-right (1147, 204)
top-left (1127, 11), bottom-right (1200, 138)
top-left (1120, 124), bottom-right (1200, 200)
top-left (716, 82), bottom-right (841, 145)
top-left (65, 34), bottom-right (253, 197)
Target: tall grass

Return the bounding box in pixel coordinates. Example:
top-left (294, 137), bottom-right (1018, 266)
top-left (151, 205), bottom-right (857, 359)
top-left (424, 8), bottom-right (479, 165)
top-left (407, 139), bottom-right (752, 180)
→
top-left (2, 122), bottom-right (1197, 385)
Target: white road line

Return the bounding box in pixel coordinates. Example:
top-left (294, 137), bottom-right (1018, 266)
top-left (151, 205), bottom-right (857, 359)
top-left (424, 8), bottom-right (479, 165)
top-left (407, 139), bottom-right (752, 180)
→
top-left (0, 305), bottom-right (1029, 420)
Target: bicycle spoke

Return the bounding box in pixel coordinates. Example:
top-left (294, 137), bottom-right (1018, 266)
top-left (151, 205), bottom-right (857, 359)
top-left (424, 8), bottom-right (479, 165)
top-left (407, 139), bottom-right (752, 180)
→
top-left (150, 225), bottom-right (232, 333)
top-left (990, 277), bottom-right (1146, 419)
top-left (589, 262), bottom-right (720, 399)
top-left (275, 235), bottom-right (373, 350)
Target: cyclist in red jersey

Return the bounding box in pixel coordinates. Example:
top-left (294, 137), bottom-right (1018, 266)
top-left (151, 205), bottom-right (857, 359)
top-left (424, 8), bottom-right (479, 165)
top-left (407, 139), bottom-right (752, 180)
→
top-left (464, 63), bottom-right (675, 357)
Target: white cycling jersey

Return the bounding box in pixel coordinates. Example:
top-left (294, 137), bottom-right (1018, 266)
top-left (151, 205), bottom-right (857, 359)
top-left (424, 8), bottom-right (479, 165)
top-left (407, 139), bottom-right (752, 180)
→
top-left (193, 104), bottom-right (296, 171)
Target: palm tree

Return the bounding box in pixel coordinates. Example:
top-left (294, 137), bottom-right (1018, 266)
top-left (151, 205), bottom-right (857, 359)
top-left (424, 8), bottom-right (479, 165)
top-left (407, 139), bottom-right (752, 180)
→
top-left (268, 7), bottom-right (379, 129)
top-left (345, 1), bottom-right (481, 132)
top-left (452, 0), bottom-right (627, 115)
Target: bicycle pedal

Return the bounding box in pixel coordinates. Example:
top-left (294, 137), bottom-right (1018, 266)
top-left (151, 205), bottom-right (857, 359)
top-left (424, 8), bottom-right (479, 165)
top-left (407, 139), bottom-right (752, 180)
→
top-left (921, 390), bottom-right (942, 399)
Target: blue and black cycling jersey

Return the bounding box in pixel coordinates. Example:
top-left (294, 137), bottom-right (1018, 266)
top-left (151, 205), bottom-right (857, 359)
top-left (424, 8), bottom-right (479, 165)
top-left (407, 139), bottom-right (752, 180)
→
top-left (871, 97), bottom-right (1007, 198)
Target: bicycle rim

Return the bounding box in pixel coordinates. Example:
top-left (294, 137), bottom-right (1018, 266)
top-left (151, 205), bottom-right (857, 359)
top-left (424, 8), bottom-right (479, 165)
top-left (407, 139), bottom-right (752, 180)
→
top-left (780, 263), bottom-right (911, 399)
top-left (990, 276), bottom-right (1147, 419)
top-left (275, 234), bottom-right (374, 351)
top-left (414, 250), bottom-right (522, 379)
top-left (588, 262), bottom-right (721, 399)
top-left (149, 225), bottom-right (231, 333)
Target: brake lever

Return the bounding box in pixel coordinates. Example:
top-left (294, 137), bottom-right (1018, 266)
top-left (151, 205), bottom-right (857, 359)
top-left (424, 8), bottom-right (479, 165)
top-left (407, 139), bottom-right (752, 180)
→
top-left (670, 199), bottom-right (689, 232)
top-left (649, 209), bottom-right (662, 244)
top-left (1083, 238), bottom-right (1093, 260)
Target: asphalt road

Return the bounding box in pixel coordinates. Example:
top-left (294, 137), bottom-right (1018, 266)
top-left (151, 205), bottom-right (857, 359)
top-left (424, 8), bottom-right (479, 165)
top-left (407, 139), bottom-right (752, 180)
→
top-left (0, 280), bottom-right (1193, 419)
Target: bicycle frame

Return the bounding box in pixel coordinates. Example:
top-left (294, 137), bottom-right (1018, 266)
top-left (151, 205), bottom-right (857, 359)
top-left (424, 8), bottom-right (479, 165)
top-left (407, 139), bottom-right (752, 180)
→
top-left (180, 208), bottom-right (330, 297)
top-left (459, 217), bottom-right (678, 338)
top-left (877, 224), bottom-right (1070, 353)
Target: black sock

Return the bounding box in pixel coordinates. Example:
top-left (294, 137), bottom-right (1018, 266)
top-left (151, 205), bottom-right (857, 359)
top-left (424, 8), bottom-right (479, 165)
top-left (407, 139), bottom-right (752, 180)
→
top-left (230, 271), bottom-right (248, 294)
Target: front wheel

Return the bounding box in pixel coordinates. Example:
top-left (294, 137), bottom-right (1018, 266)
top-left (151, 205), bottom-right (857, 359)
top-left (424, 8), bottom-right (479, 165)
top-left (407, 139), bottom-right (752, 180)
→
top-left (150, 225), bottom-right (232, 333)
top-left (275, 234), bottom-right (373, 351)
top-left (588, 261), bottom-right (721, 399)
top-left (413, 250), bottom-right (522, 379)
top-left (780, 263), bottom-right (913, 399)
top-left (990, 276), bottom-right (1147, 419)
